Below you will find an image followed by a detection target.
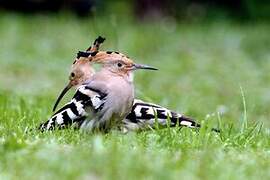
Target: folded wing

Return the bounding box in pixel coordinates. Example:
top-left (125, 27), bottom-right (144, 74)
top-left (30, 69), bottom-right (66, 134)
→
top-left (39, 85), bottom-right (107, 131)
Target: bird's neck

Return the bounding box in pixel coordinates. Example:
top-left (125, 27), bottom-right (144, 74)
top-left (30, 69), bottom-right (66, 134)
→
top-left (126, 72), bottom-right (134, 83)
top-left (100, 69), bottom-right (134, 83)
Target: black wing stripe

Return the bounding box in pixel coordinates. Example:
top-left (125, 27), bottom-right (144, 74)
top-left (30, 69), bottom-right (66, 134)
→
top-left (62, 111), bottom-right (73, 125)
top-left (134, 102), bottom-right (162, 108)
top-left (126, 102), bottom-right (200, 128)
top-left (140, 107), bottom-right (155, 119)
top-left (68, 103), bottom-right (79, 116)
top-left (53, 102), bottom-right (79, 116)
top-left (125, 102), bottom-right (139, 123)
top-left (48, 117), bottom-right (57, 130)
top-left (73, 90), bottom-right (91, 102)
top-left (125, 111), bottom-right (137, 123)
top-left (84, 86), bottom-right (107, 99)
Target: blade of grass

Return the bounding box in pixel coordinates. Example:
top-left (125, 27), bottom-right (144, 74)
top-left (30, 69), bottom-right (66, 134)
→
top-left (240, 85), bottom-right (248, 133)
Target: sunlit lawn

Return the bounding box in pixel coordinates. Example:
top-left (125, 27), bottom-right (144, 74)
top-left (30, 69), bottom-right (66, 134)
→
top-left (0, 13), bottom-right (269, 179)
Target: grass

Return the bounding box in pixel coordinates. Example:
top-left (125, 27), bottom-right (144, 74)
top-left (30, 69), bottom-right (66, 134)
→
top-left (0, 12), bottom-right (269, 179)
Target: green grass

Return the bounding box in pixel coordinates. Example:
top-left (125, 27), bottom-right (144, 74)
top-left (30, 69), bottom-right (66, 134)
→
top-left (0, 13), bottom-right (269, 179)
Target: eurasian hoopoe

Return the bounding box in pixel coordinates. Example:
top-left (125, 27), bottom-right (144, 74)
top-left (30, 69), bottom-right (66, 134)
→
top-left (39, 36), bottom-right (219, 133)
top-left (52, 36), bottom-right (106, 112)
top-left (43, 44), bottom-right (157, 132)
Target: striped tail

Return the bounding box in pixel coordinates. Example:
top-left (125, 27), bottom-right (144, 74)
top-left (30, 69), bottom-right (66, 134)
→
top-left (39, 96), bottom-right (220, 133)
top-left (123, 99), bottom-right (220, 133)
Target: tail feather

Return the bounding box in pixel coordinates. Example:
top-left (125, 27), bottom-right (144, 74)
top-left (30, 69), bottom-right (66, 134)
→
top-left (39, 96), bottom-right (220, 133)
top-left (124, 99), bottom-right (220, 133)
top-left (172, 113), bottom-right (220, 132)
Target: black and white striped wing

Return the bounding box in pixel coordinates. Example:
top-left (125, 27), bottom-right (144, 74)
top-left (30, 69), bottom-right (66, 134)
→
top-left (122, 99), bottom-right (199, 132)
top-left (39, 85), bottom-right (107, 131)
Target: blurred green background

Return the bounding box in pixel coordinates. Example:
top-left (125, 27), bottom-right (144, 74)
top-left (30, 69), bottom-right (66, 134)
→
top-left (0, 1), bottom-right (269, 179)
top-left (0, 0), bottom-right (270, 126)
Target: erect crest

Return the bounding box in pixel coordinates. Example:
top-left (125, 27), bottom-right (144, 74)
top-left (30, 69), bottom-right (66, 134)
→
top-left (73, 35), bottom-right (134, 66)
top-left (89, 51), bottom-right (134, 65)
top-left (86, 36), bottom-right (106, 52)
top-left (74, 36), bottom-right (106, 63)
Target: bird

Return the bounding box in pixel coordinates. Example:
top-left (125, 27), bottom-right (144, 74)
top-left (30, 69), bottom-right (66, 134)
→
top-left (52, 36), bottom-right (106, 112)
top-left (41, 47), bottom-right (157, 132)
top-left (39, 36), bottom-right (220, 133)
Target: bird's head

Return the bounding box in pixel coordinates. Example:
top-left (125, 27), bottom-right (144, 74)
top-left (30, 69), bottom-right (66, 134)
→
top-left (90, 51), bottom-right (158, 75)
top-left (69, 36), bottom-right (106, 88)
top-left (69, 57), bottom-right (94, 88)
top-left (52, 36), bottom-right (157, 112)
top-left (52, 36), bottom-right (105, 112)
top-left (52, 55), bottom-right (95, 112)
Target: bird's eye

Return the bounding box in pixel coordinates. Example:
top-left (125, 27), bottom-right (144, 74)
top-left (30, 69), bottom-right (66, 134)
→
top-left (71, 72), bottom-right (75, 78)
top-left (117, 63), bottom-right (123, 67)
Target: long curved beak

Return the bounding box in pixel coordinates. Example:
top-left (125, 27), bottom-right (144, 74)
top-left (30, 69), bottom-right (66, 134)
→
top-left (133, 64), bottom-right (158, 71)
top-left (52, 83), bottom-right (72, 112)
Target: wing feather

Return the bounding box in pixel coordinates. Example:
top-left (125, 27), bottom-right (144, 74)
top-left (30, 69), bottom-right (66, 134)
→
top-left (39, 85), bottom-right (107, 131)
